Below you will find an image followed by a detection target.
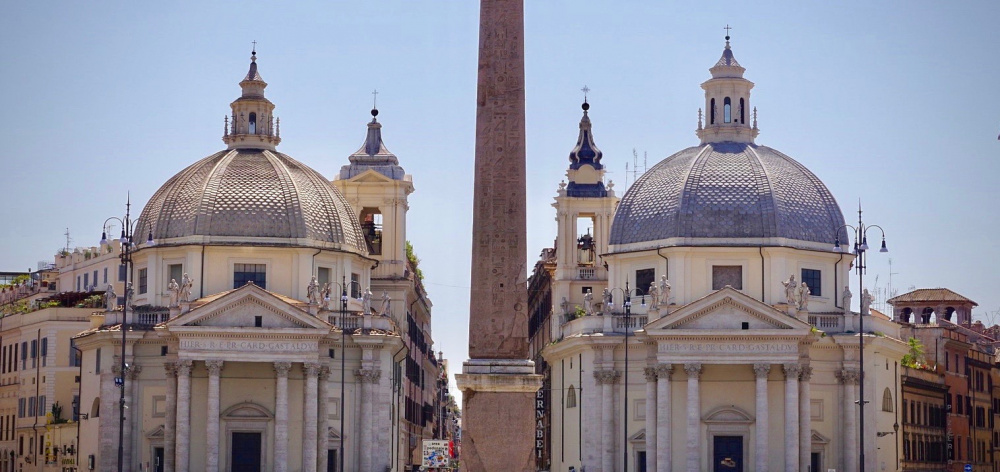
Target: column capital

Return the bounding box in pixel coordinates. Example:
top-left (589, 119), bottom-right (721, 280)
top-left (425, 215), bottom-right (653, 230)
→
top-left (684, 363), bottom-right (703, 379)
top-left (304, 362), bottom-right (322, 377)
top-left (273, 361), bottom-right (292, 378)
top-left (205, 360), bottom-right (224, 376)
top-left (176, 359), bottom-right (193, 377)
top-left (783, 363), bottom-right (803, 379)
top-left (753, 363), bottom-right (771, 378)
top-left (164, 361), bottom-right (179, 377)
top-left (655, 364), bottom-right (673, 379)
top-left (356, 368), bottom-right (381, 383)
top-left (127, 364), bottom-right (143, 380)
top-left (799, 366), bottom-right (813, 382)
top-left (593, 369), bottom-right (620, 385)
top-left (837, 368), bottom-right (860, 385)
top-left (318, 365), bottom-right (332, 381)
top-left (644, 367), bottom-right (659, 382)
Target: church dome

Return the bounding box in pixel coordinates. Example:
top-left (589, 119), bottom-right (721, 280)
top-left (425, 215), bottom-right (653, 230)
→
top-left (135, 50), bottom-right (367, 254)
top-left (137, 148), bottom-right (368, 253)
top-left (609, 142), bottom-right (846, 248)
top-left (610, 38), bottom-right (846, 249)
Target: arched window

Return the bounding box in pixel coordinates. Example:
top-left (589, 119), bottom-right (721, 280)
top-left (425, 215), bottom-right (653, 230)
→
top-left (90, 397), bottom-right (100, 418)
top-left (901, 307), bottom-right (913, 323)
top-left (566, 385), bottom-right (577, 408)
top-left (710, 98), bottom-right (716, 124)
top-left (249, 112), bottom-right (257, 134)
top-left (724, 97), bottom-right (732, 123)
top-left (882, 388), bottom-right (893, 412)
top-left (922, 307), bottom-right (934, 324)
top-left (945, 306), bottom-right (956, 321)
top-left (360, 208), bottom-right (383, 255)
top-left (739, 98), bottom-right (745, 123)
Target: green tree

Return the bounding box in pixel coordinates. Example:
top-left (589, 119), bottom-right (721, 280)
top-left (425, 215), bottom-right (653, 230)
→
top-left (901, 337), bottom-right (925, 368)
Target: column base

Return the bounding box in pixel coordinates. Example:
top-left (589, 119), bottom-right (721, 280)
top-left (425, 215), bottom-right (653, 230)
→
top-left (456, 359), bottom-right (543, 472)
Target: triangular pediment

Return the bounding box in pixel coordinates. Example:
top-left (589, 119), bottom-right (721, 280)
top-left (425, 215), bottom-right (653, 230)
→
top-left (346, 168), bottom-right (395, 184)
top-left (163, 284), bottom-right (330, 330)
top-left (645, 286), bottom-right (812, 332)
top-left (145, 425), bottom-right (165, 439)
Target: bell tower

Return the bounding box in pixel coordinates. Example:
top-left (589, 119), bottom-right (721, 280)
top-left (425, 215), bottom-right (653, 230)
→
top-left (550, 99), bottom-right (618, 338)
top-left (222, 48), bottom-right (281, 151)
top-left (697, 33), bottom-right (759, 144)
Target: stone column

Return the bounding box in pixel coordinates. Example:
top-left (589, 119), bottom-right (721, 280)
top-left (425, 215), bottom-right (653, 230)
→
top-left (174, 360), bottom-right (193, 472)
top-left (684, 363), bottom-right (702, 472)
top-left (164, 362), bottom-right (178, 472)
top-left (303, 362), bottom-right (321, 471)
top-left (317, 366), bottom-right (331, 472)
top-left (644, 367), bottom-right (658, 472)
top-left (799, 366), bottom-right (813, 471)
top-left (124, 365), bottom-right (142, 469)
top-left (594, 370), bottom-right (619, 472)
top-left (839, 369), bottom-right (859, 472)
top-left (205, 360), bottom-right (224, 472)
top-left (753, 363), bottom-right (770, 472)
top-left (783, 363), bottom-right (802, 472)
top-left (274, 362), bottom-right (292, 472)
top-left (655, 364), bottom-right (673, 472)
top-left (358, 369), bottom-right (381, 472)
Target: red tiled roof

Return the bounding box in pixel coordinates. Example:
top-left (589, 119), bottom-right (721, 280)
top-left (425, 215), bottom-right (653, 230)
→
top-left (887, 288), bottom-right (977, 306)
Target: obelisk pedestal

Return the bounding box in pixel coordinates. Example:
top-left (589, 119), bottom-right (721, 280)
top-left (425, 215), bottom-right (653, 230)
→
top-left (454, 0), bottom-right (542, 470)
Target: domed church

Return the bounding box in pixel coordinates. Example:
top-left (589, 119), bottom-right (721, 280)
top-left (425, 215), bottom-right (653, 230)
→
top-left (532, 38), bottom-right (907, 472)
top-left (72, 51), bottom-right (438, 472)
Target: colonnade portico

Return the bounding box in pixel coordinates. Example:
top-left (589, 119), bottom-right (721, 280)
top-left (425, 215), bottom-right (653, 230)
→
top-left (163, 357), bottom-right (336, 472)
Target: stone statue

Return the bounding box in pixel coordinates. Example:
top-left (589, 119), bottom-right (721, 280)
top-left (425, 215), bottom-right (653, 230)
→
top-left (647, 282), bottom-right (659, 308)
top-left (658, 276), bottom-right (671, 306)
top-left (379, 290), bottom-right (391, 316)
top-left (601, 288), bottom-right (612, 316)
top-left (583, 289), bottom-right (593, 315)
top-left (861, 289), bottom-right (873, 316)
top-left (307, 276), bottom-right (321, 305)
top-left (179, 273), bottom-right (194, 303)
top-left (124, 282), bottom-right (134, 309)
top-left (104, 284), bottom-right (117, 311)
top-left (167, 279), bottom-right (180, 307)
top-left (781, 274), bottom-right (798, 306)
top-left (560, 296), bottom-right (570, 315)
top-left (362, 287), bottom-right (373, 315)
top-left (842, 286), bottom-right (852, 315)
top-left (797, 282), bottom-right (811, 311)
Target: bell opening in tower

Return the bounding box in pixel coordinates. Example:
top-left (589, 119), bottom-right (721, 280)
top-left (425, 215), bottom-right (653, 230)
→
top-left (360, 208), bottom-right (383, 255)
top-left (724, 97), bottom-right (732, 123)
top-left (249, 112), bottom-right (257, 134)
top-left (576, 215), bottom-right (595, 266)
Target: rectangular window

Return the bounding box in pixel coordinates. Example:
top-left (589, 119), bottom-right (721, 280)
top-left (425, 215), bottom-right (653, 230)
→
top-left (634, 268), bottom-right (655, 296)
top-left (77, 275), bottom-right (81, 292)
top-left (801, 269), bottom-right (822, 296)
top-left (712, 265), bottom-right (743, 290)
top-left (27, 397), bottom-right (34, 417)
top-left (95, 348), bottom-right (102, 374)
top-left (83, 273), bottom-right (89, 291)
top-left (138, 268), bottom-right (148, 294)
top-left (350, 273), bottom-right (360, 299)
top-left (168, 264), bottom-right (183, 286)
top-left (40, 338), bottom-right (47, 367)
top-left (234, 263), bottom-right (267, 289)
top-left (118, 264), bottom-right (127, 282)
top-left (37, 396), bottom-right (45, 418)
top-left (103, 267), bottom-right (108, 284)
top-left (317, 267), bottom-right (331, 287)
top-left (92, 270), bottom-right (98, 289)
top-left (20, 342), bottom-right (26, 370)
top-left (18, 399), bottom-right (24, 418)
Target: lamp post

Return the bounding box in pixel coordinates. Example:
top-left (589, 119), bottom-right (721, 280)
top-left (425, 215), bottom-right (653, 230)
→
top-left (834, 203), bottom-right (888, 472)
top-left (328, 276), bottom-right (358, 472)
top-left (100, 198), bottom-right (154, 472)
top-left (608, 282), bottom-right (645, 471)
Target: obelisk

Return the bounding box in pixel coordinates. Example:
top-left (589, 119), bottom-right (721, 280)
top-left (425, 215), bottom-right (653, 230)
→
top-left (454, 0), bottom-right (542, 470)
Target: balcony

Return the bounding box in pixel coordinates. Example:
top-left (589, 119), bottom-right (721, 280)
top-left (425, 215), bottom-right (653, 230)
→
top-left (560, 313), bottom-right (649, 338)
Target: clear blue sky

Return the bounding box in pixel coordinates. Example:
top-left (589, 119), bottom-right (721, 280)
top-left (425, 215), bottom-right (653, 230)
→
top-left (2, 2), bottom-right (999, 397)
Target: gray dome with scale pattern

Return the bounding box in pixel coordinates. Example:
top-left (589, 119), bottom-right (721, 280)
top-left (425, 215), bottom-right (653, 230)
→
top-left (137, 148), bottom-right (368, 253)
top-left (610, 142), bottom-right (846, 248)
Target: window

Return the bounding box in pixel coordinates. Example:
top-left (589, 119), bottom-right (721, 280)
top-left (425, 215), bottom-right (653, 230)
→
top-left (712, 265), bottom-right (742, 290)
top-left (138, 268), bottom-right (148, 294)
top-left (30, 340), bottom-right (36, 368)
top-left (710, 98), bottom-right (716, 124)
top-left (40, 338), bottom-right (47, 367)
top-left (118, 264), bottom-right (127, 282)
top-left (93, 270), bottom-right (98, 289)
top-left (254, 316), bottom-right (263, 328)
top-left (635, 269), bottom-right (655, 297)
top-left (161, 346), bottom-right (168, 356)
top-left (103, 267), bottom-right (108, 284)
top-left (83, 273), bottom-right (89, 291)
top-left (234, 263), bottom-right (266, 289)
top-left (317, 267), bottom-right (331, 287)
top-left (168, 264), bottom-right (183, 287)
top-left (724, 97), bottom-right (732, 123)
top-left (77, 275), bottom-right (81, 291)
top-left (249, 112), bottom-right (257, 134)
top-left (566, 385), bottom-right (577, 408)
top-left (740, 98), bottom-right (745, 123)
top-left (360, 208), bottom-right (384, 255)
top-left (28, 397), bottom-right (35, 417)
top-left (95, 348), bottom-right (101, 374)
top-left (801, 269), bottom-right (821, 296)
top-left (37, 396), bottom-right (45, 417)
top-left (351, 273), bottom-right (360, 299)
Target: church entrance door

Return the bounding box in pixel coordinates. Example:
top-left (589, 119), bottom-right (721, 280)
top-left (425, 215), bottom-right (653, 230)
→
top-left (713, 435), bottom-right (743, 472)
top-left (153, 447), bottom-right (164, 472)
top-left (231, 432), bottom-right (263, 472)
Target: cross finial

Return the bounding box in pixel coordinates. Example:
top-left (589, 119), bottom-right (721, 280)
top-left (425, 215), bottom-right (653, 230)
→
top-left (724, 25), bottom-right (732, 40)
top-left (372, 89), bottom-right (379, 108)
top-left (581, 85), bottom-right (590, 102)
top-left (251, 40), bottom-right (257, 54)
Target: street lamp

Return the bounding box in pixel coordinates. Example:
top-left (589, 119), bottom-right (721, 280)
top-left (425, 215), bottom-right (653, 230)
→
top-left (101, 197), bottom-right (154, 472)
top-left (328, 276), bottom-right (358, 472)
top-left (608, 282), bottom-right (645, 471)
top-left (833, 203), bottom-right (888, 472)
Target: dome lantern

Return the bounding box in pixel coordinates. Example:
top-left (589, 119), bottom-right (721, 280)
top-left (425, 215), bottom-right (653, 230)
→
top-left (222, 48), bottom-right (281, 150)
top-left (697, 33), bottom-right (759, 145)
